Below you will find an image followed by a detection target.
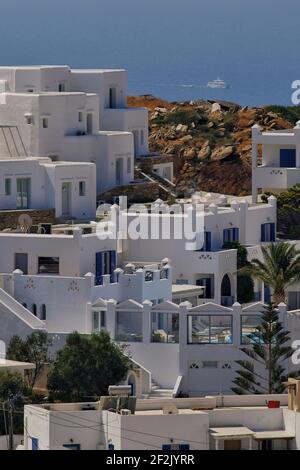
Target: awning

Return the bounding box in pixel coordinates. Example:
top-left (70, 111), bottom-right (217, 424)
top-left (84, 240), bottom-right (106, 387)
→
top-left (210, 427), bottom-right (254, 440)
top-left (254, 431), bottom-right (295, 441)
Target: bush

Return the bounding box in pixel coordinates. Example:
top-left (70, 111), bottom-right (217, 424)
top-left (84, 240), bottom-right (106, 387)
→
top-left (265, 105), bottom-right (300, 125)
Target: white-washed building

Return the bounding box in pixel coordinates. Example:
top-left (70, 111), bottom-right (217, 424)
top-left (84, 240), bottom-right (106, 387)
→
top-left (252, 122), bottom-right (300, 202)
top-left (23, 386), bottom-right (300, 450)
top-left (0, 157), bottom-right (96, 218)
top-left (0, 65), bottom-right (150, 193)
top-left (121, 195), bottom-right (277, 306)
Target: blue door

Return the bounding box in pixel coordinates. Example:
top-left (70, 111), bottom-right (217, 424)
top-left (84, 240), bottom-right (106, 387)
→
top-left (95, 252), bottom-right (103, 285)
top-left (280, 149), bottom-right (296, 168)
top-left (32, 437), bottom-right (39, 450)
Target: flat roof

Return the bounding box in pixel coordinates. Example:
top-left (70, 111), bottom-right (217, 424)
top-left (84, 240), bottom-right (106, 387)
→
top-left (72, 68), bottom-right (125, 74)
top-left (0, 65), bottom-right (69, 70)
top-left (135, 409), bottom-right (205, 416)
top-left (172, 284), bottom-right (204, 295)
top-left (210, 427), bottom-right (254, 439)
top-left (253, 430), bottom-right (295, 440)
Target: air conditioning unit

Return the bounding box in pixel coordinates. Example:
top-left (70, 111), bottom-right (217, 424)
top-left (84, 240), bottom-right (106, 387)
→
top-left (120, 409), bottom-right (131, 416)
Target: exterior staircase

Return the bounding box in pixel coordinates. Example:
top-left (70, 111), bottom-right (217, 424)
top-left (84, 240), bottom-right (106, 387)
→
top-left (148, 379), bottom-right (173, 399)
top-left (135, 167), bottom-right (178, 198)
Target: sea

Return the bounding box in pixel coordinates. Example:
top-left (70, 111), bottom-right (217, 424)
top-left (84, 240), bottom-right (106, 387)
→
top-left (0, 0), bottom-right (299, 107)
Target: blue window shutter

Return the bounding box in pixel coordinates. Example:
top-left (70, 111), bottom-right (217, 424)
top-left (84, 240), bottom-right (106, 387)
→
top-left (32, 438), bottom-right (39, 451)
top-left (234, 228), bottom-right (239, 241)
top-left (223, 229), bottom-right (228, 244)
top-left (206, 232), bottom-right (211, 251)
top-left (261, 224), bottom-right (266, 242)
top-left (95, 252), bottom-right (103, 285)
top-left (179, 444), bottom-right (190, 451)
top-left (110, 251), bottom-right (116, 282)
top-left (270, 223), bottom-right (275, 242)
top-left (162, 445), bottom-right (171, 450)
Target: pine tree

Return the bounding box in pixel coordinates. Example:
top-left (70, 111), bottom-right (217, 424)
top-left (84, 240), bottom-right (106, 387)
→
top-left (232, 303), bottom-right (298, 394)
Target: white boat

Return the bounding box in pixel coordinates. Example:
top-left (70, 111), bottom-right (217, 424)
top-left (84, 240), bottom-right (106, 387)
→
top-left (207, 78), bottom-right (229, 89)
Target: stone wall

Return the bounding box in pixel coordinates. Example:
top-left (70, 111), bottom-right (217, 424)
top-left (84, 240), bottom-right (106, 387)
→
top-left (98, 182), bottom-right (161, 204)
top-left (0, 209), bottom-right (56, 231)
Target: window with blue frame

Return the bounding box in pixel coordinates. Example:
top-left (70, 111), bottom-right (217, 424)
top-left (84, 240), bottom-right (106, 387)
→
top-left (95, 250), bottom-right (116, 285)
top-left (162, 444), bottom-right (190, 450)
top-left (223, 228), bottom-right (239, 244)
top-left (280, 149), bottom-right (296, 168)
top-left (63, 443), bottom-right (81, 450)
top-left (261, 223), bottom-right (275, 242)
top-left (200, 231), bottom-right (212, 251)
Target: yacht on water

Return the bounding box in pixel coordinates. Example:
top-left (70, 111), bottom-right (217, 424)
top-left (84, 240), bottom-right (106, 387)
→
top-left (207, 78), bottom-right (229, 89)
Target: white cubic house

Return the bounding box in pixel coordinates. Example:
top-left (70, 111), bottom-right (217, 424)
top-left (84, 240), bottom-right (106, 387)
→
top-left (0, 65), bottom-right (151, 197)
top-left (252, 121), bottom-right (300, 202)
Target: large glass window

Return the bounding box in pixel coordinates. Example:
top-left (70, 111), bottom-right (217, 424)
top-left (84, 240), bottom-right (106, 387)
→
top-left (116, 311), bottom-right (143, 342)
top-left (241, 315), bottom-right (262, 345)
top-left (151, 312), bottom-right (179, 343)
top-left (188, 315), bottom-right (233, 344)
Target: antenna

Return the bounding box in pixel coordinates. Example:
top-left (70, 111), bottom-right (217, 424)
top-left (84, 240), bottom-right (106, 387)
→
top-left (18, 214), bottom-right (33, 233)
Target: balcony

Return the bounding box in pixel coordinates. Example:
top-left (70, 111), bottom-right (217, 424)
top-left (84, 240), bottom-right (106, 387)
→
top-left (253, 165), bottom-right (300, 189)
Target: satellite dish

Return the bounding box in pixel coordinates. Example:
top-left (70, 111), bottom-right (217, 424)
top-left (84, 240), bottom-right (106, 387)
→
top-left (18, 214), bottom-right (33, 233)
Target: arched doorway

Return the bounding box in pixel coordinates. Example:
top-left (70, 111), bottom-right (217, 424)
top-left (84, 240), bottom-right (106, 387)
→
top-left (221, 274), bottom-right (232, 306)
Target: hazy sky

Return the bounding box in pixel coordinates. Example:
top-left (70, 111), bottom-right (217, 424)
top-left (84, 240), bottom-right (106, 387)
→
top-left (0, 0), bottom-right (299, 104)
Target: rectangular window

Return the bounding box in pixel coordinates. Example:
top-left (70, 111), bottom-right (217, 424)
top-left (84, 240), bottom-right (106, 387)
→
top-left (38, 257), bottom-right (59, 274)
top-left (58, 83), bottom-right (65, 92)
top-left (79, 181), bottom-right (86, 196)
top-left (78, 111), bottom-right (83, 122)
top-left (261, 223), bottom-right (275, 242)
top-left (145, 271), bottom-right (154, 282)
top-left (5, 178), bottom-right (11, 196)
top-left (187, 315), bottom-right (233, 344)
top-left (200, 231), bottom-right (212, 251)
top-left (15, 253), bottom-right (28, 274)
top-left (223, 227), bottom-right (239, 244)
top-left (116, 311), bottom-right (143, 342)
top-left (109, 88), bottom-right (117, 109)
top-left (151, 312), bottom-right (179, 343)
top-left (127, 157), bottom-right (131, 174)
top-left (92, 311), bottom-right (106, 332)
top-left (241, 315), bottom-right (262, 345)
top-left (42, 118), bottom-right (48, 129)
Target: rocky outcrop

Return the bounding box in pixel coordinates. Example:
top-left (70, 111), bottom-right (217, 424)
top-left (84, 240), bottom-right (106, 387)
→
top-left (128, 96), bottom-right (293, 196)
